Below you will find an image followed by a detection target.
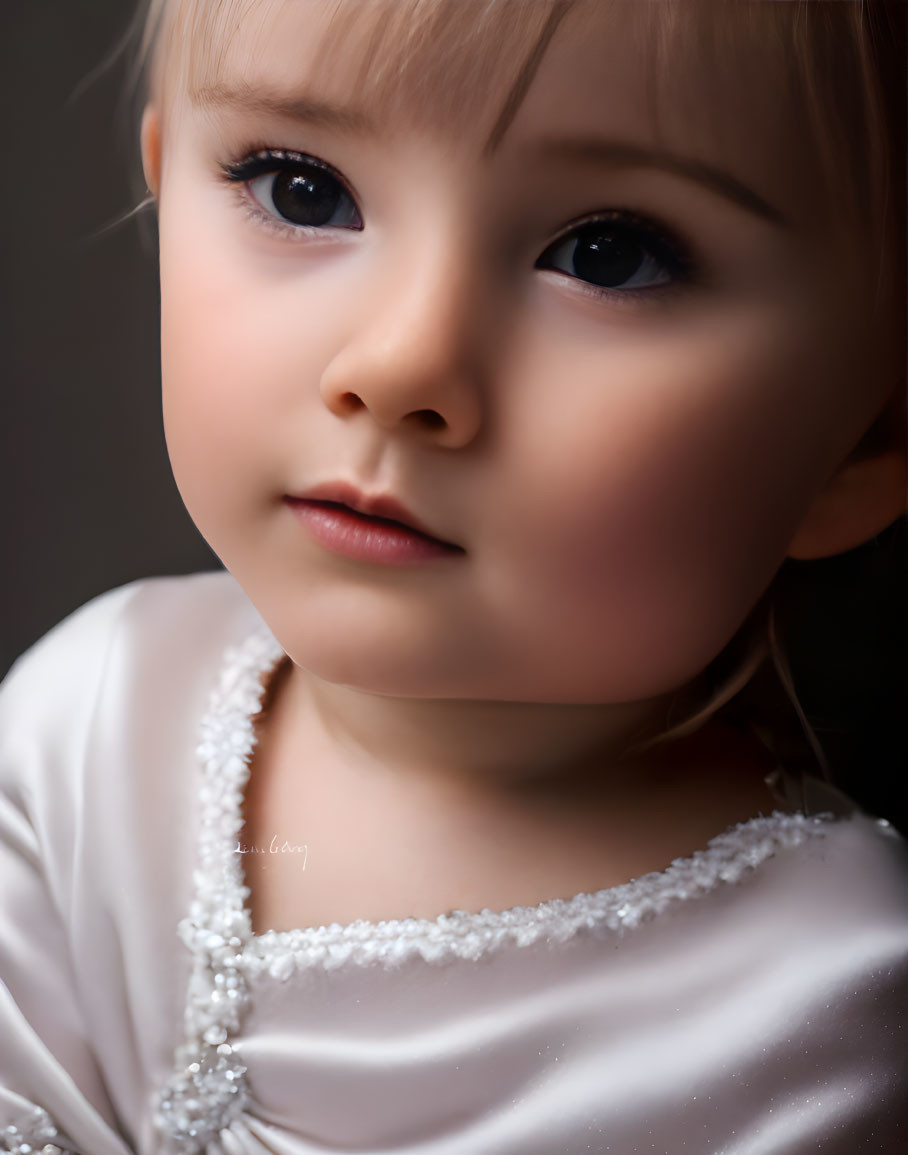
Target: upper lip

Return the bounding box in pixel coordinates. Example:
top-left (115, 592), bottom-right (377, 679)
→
top-left (286, 482), bottom-right (460, 547)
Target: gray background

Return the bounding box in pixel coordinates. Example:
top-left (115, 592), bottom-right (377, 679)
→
top-left (2, 3), bottom-right (905, 826)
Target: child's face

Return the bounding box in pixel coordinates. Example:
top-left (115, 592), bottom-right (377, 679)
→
top-left (149, 0), bottom-right (900, 705)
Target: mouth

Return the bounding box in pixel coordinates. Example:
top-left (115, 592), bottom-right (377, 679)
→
top-left (284, 482), bottom-right (464, 563)
top-left (301, 498), bottom-right (438, 537)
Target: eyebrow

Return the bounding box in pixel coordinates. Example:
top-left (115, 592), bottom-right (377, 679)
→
top-left (192, 81), bottom-right (375, 135)
top-left (193, 82), bottom-right (787, 228)
top-left (533, 137), bottom-right (788, 227)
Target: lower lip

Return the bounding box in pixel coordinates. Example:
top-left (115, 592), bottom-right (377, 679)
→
top-left (286, 499), bottom-right (462, 564)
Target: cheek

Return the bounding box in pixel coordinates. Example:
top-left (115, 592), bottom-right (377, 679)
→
top-left (489, 306), bottom-right (826, 697)
top-left (160, 282), bottom-right (261, 539)
top-left (159, 203), bottom-right (256, 495)
top-left (157, 193), bottom-right (329, 531)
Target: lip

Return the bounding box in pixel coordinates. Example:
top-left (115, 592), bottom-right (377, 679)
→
top-left (284, 482), bottom-right (463, 564)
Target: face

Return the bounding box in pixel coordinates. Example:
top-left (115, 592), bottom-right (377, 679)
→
top-left (151, 0), bottom-right (899, 705)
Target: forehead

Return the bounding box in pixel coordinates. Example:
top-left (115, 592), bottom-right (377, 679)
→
top-left (509, 2), bottom-right (809, 220)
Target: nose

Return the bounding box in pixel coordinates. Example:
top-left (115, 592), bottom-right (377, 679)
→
top-left (318, 232), bottom-right (488, 450)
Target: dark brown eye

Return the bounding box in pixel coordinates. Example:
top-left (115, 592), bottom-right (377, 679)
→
top-left (537, 215), bottom-right (691, 293)
top-left (224, 150), bottom-right (362, 231)
top-left (252, 166), bottom-right (360, 229)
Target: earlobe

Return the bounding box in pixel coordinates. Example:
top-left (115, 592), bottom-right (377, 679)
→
top-left (140, 105), bottom-right (162, 198)
top-left (787, 447), bottom-right (907, 560)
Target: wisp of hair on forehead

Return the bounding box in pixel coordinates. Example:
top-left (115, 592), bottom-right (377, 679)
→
top-left (144, 0), bottom-right (575, 152)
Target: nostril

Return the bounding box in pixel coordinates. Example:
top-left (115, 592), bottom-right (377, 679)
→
top-left (409, 409), bottom-right (447, 431)
top-left (337, 392), bottom-right (366, 414)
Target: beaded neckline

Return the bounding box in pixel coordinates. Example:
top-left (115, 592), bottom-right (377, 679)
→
top-left (153, 624), bottom-right (834, 1153)
top-left (197, 623), bottom-right (833, 971)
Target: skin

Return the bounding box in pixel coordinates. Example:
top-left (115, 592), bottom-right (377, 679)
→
top-left (140, 1), bottom-right (905, 926)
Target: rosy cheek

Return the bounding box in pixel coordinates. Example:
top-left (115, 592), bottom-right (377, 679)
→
top-left (490, 311), bottom-right (822, 695)
top-left (158, 226), bottom-right (256, 514)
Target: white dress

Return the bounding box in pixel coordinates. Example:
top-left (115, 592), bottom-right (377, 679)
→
top-left (1, 572), bottom-right (906, 1155)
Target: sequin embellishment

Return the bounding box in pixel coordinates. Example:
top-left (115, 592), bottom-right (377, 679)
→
top-left (2, 1104), bottom-right (66, 1153)
top-left (153, 624), bottom-right (833, 1152)
top-left (153, 627), bottom-right (283, 1152)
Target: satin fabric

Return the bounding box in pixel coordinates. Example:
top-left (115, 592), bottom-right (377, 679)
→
top-left (1, 571), bottom-right (906, 1154)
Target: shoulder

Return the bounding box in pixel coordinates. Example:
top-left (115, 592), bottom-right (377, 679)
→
top-left (0, 570), bottom-right (265, 764)
top-left (768, 808), bottom-right (908, 922)
top-left (661, 808), bottom-right (908, 1001)
top-left (736, 814), bottom-right (908, 1138)
top-left (809, 810), bottom-right (908, 965)
top-left (716, 810), bottom-right (908, 1003)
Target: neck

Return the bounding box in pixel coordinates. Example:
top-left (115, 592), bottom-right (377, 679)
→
top-left (265, 658), bottom-right (775, 818)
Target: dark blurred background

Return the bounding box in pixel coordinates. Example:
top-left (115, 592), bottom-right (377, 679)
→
top-left (1, 1), bottom-right (220, 682)
top-left (1, 3), bottom-right (905, 829)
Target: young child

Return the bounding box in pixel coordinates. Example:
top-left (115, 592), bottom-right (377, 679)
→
top-left (2, 1), bottom-right (906, 1152)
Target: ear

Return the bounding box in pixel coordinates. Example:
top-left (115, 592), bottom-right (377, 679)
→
top-left (787, 395), bottom-right (908, 560)
top-left (141, 104), bottom-right (162, 198)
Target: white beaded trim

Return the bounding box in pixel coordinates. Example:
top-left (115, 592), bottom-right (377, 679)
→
top-left (153, 627), bottom-right (283, 1153)
top-left (2, 1104), bottom-right (66, 1153)
top-left (153, 624), bottom-right (834, 1153)
top-left (243, 808), bottom-right (830, 977)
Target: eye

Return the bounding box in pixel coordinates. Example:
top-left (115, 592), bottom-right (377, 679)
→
top-left (222, 148), bottom-right (362, 232)
top-left (536, 212), bottom-right (694, 296)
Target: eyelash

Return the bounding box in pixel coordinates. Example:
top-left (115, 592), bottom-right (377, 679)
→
top-left (219, 147), bottom-right (700, 302)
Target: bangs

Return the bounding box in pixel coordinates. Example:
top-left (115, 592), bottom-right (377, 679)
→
top-left (145, 0), bottom-right (573, 150)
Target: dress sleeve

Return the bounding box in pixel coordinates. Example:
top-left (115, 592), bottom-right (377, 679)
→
top-left (0, 596), bottom-right (138, 1155)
